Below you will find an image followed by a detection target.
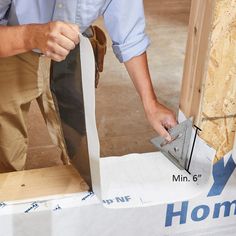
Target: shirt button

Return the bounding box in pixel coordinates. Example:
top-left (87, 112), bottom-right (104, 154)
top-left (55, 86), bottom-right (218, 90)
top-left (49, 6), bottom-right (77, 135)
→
top-left (58, 3), bottom-right (63, 8)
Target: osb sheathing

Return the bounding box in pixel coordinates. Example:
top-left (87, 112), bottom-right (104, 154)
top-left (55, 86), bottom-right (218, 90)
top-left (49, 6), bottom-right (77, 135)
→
top-left (200, 0), bottom-right (236, 160)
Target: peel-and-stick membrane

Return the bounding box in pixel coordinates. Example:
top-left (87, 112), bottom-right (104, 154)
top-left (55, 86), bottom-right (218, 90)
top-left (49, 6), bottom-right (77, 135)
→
top-left (50, 35), bottom-right (216, 209)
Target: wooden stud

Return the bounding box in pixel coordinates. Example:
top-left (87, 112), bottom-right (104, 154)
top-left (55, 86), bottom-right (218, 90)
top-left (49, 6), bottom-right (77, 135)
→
top-left (180, 0), bottom-right (215, 121)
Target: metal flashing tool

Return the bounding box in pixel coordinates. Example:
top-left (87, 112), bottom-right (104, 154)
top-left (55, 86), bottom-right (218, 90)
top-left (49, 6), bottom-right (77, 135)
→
top-left (151, 119), bottom-right (193, 171)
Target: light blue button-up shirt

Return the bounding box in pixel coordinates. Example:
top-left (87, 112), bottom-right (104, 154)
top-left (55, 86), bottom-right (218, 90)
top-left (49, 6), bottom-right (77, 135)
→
top-left (0, 0), bottom-right (150, 62)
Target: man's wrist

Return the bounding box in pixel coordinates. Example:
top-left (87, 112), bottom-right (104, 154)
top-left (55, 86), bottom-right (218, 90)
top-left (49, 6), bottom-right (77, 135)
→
top-left (23, 24), bottom-right (39, 51)
top-left (142, 96), bottom-right (161, 114)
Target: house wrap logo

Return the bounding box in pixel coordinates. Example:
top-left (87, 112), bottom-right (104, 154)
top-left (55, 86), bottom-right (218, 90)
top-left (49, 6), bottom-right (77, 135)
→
top-left (165, 155), bottom-right (236, 227)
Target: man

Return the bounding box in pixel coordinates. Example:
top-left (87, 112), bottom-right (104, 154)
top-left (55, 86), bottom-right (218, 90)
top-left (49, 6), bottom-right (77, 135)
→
top-left (0, 0), bottom-right (177, 172)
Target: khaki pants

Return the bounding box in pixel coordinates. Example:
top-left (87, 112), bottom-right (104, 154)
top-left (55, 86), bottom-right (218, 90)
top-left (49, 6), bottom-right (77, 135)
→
top-left (0, 52), bottom-right (69, 172)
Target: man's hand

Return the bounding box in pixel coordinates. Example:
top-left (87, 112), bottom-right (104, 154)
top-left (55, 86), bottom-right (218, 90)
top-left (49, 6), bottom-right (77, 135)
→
top-left (144, 100), bottom-right (177, 141)
top-left (30, 21), bottom-right (80, 62)
top-left (0, 21), bottom-right (79, 59)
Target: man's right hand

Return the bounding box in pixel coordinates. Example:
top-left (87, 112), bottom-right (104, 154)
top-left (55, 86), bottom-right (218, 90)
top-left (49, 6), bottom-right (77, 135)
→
top-left (30, 21), bottom-right (80, 62)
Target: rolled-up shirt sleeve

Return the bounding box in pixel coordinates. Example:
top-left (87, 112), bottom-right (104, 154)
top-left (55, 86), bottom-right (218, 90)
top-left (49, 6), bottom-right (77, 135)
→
top-left (103, 0), bottom-right (150, 63)
top-left (0, 0), bottom-right (11, 25)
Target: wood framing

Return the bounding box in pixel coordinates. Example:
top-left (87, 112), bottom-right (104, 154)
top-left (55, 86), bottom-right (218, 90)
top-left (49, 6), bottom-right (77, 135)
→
top-left (0, 165), bottom-right (88, 201)
top-left (180, 0), bottom-right (236, 160)
top-left (180, 0), bottom-right (215, 120)
top-left (0, 0), bottom-right (235, 202)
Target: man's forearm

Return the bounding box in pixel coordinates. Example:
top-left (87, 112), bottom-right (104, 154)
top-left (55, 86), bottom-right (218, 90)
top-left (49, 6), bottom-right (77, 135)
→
top-left (124, 52), bottom-right (158, 112)
top-left (125, 52), bottom-right (177, 140)
top-left (0, 25), bottom-right (35, 57)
